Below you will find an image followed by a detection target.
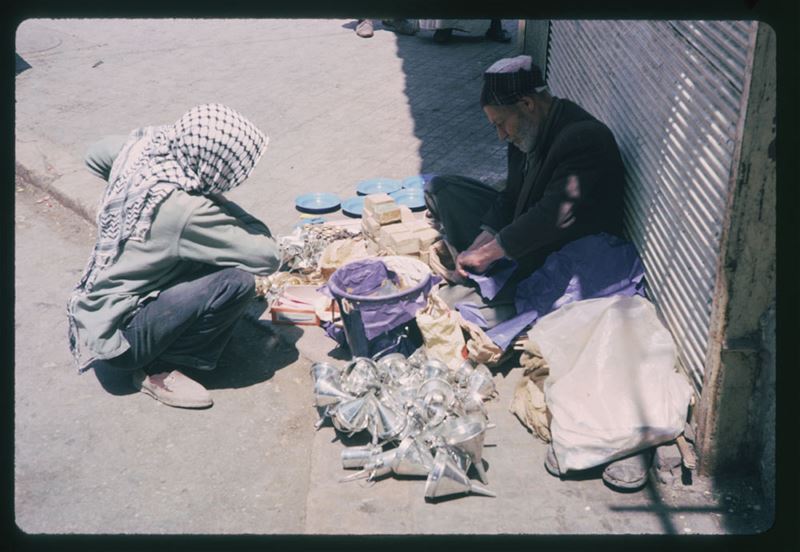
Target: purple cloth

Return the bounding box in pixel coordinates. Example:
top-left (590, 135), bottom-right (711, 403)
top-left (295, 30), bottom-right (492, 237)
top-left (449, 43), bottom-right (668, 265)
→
top-left (455, 302), bottom-right (489, 328)
top-left (321, 259), bottom-right (435, 341)
top-left (485, 233), bottom-right (646, 350)
top-left (464, 257), bottom-right (518, 300)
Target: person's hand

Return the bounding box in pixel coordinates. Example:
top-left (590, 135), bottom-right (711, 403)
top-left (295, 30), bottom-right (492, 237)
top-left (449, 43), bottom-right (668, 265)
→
top-left (455, 238), bottom-right (505, 279)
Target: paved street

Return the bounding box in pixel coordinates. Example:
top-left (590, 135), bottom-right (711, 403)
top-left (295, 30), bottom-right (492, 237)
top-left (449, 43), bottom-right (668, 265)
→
top-left (13, 18), bottom-right (771, 538)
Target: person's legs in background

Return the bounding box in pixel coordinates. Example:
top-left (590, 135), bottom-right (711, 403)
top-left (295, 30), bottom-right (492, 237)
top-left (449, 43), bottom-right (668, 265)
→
top-left (355, 19), bottom-right (374, 38)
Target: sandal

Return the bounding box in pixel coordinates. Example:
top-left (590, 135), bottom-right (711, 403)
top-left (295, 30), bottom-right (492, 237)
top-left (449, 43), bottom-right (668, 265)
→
top-left (602, 448), bottom-right (654, 491)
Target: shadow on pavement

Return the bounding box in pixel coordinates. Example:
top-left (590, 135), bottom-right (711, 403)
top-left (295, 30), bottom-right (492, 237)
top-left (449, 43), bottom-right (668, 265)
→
top-left (91, 317), bottom-right (301, 394)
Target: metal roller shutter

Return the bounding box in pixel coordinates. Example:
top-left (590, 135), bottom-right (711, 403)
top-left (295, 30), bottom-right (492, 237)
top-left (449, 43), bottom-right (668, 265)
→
top-left (546, 20), bottom-right (756, 393)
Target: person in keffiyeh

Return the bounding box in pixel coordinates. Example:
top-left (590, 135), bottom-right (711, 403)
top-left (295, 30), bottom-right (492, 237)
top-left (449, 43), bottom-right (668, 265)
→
top-left (68, 103), bottom-right (279, 409)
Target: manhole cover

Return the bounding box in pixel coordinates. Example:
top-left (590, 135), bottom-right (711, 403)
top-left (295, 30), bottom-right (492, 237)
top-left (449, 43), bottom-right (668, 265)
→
top-left (16, 23), bottom-right (64, 55)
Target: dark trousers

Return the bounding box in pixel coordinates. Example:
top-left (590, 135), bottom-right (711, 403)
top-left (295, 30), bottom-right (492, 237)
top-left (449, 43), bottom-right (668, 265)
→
top-left (424, 175), bottom-right (517, 329)
top-left (423, 174), bottom-right (500, 252)
top-left (103, 266), bottom-right (256, 374)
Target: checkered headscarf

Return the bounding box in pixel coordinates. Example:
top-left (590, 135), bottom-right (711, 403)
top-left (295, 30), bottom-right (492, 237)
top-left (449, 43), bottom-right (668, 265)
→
top-left (480, 55), bottom-right (547, 107)
top-left (68, 103), bottom-right (267, 367)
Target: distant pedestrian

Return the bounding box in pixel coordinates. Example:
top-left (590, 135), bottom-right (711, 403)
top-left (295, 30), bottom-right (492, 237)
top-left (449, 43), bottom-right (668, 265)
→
top-left (354, 19), bottom-right (418, 39)
top-left (419, 19), bottom-right (511, 44)
top-left (68, 103), bottom-right (280, 409)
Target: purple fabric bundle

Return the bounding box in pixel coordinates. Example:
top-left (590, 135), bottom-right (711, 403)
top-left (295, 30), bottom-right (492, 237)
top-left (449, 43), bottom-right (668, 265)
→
top-left (321, 258), bottom-right (435, 341)
top-left (483, 233), bottom-right (645, 350)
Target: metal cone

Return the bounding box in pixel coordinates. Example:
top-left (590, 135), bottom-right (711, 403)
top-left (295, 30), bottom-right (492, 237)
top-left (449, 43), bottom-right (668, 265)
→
top-left (424, 449), bottom-right (495, 499)
top-left (331, 393), bottom-right (374, 433)
top-left (392, 436), bottom-right (435, 476)
top-left (438, 444), bottom-right (472, 474)
top-left (466, 369), bottom-right (496, 400)
top-left (313, 376), bottom-right (354, 407)
top-left (439, 418), bottom-right (488, 484)
top-left (341, 444), bottom-right (383, 469)
top-left (417, 377), bottom-right (455, 407)
top-left (310, 361), bottom-right (340, 384)
top-left (422, 359), bottom-right (449, 381)
top-left (370, 397), bottom-right (407, 441)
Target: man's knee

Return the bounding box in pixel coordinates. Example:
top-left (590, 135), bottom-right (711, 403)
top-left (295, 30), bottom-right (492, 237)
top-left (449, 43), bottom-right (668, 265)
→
top-left (217, 268), bottom-right (257, 303)
top-left (84, 134), bottom-right (128, 181)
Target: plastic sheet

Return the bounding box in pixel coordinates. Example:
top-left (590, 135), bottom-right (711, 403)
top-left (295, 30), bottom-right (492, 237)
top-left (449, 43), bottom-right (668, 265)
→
top-left (530, 295), bottom-right (693, 472)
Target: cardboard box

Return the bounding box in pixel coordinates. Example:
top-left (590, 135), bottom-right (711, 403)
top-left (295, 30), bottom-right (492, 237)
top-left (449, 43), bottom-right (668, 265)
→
top-left (268, 286), bottom-right (339, 326)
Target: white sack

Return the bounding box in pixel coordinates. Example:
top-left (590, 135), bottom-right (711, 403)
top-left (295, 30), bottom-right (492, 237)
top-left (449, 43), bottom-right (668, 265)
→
top-left (529, 295), bottom-right (693, 472)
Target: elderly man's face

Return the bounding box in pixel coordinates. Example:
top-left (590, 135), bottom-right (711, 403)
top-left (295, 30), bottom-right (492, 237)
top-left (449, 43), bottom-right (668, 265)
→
top-left (483, 97), bottom-right (541, 153)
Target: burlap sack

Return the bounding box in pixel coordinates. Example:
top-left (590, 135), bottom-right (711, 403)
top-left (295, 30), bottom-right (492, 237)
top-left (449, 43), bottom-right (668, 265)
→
top-left (416, 292), bottom-right (467, 371)
top-left (508, 339), bottom-right (553, 442)
top-left (426, 240), bottom-right (466, 284)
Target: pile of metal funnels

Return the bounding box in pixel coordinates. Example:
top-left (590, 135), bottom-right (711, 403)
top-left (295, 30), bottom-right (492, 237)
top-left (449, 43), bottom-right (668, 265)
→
top-left (310, 349), bottom-right (498, 500)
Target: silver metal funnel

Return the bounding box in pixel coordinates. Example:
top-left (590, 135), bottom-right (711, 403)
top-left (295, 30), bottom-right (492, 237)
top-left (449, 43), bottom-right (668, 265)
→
top-left (310, 361), bottom-right (341, 384)
top-left (417, 378), bottom-right (455, 407)
top-left (466, 367), bottom-right (496, 401)
top-left (340, 449), bottom-right (397, 482)
top-left (438, 417), bottom-right (489, 484)
top-left (392, 436), bottom-right (435, 477)
top-left (341, 444), bottom-right (383, 469)
top-left (424, 449), bottom-right (495, 499)
top-left (342, 357), bottom-right (380, 396)
top-left (331, 393), bottom-right (375, 433)
top-left (453, 359), bottom-right (475, 388)
top-left (313, 376), bottom-right (354, 407)
top-left (422, 359), bottom-right (449, 381)
top-left (369, 396), bottom-right (407, 442)
top-left (437, 444), bottom-right (472, 474)
top-left (376, 352), bottom-right (410, 384)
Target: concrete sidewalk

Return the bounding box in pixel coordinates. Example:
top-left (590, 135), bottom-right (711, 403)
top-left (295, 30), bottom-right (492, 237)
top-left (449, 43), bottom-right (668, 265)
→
top-left (13, 18), bottom-right (770, 536)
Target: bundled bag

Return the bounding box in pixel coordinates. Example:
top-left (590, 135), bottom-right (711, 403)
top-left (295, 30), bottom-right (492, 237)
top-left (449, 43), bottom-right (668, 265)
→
top-left (426, 240), bottom-right (465, 284)
top-left (531, 295), bottom-right (693, 473)
top-left (319, 238), bottom-right (370, 279)
top-left (416, 292), bottom-right (467, 371)
top-left (509, 340), bottom-right (552, 442)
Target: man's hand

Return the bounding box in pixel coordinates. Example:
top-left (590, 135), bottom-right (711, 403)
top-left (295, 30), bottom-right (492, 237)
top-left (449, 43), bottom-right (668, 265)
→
top-left (456, 237), bottom-right (506, 278)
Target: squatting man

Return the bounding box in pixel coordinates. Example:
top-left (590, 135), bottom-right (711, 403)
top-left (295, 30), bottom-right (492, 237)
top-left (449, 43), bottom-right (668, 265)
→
top-left (68, 103), bottom-right (280, 409)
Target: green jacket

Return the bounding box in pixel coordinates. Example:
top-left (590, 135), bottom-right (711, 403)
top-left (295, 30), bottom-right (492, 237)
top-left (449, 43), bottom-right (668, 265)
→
top-left (69, 189), bottom-right (280, 369)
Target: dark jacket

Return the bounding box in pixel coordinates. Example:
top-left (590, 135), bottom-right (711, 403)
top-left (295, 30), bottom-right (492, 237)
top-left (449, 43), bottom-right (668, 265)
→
top-left (481, 98), bottom-right (626, 277)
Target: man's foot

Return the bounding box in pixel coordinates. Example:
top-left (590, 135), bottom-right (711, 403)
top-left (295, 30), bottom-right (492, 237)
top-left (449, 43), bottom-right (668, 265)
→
top-left (132, 368), bottom-right (213, 409)
top-left (602, 448), bottom-right (654, 491)
top-left (382, 19), bottom-right (417, 36)
top-left (433, 29), bottom-right (453, 44)
top-left (356, 19), bottom-right (374, 38)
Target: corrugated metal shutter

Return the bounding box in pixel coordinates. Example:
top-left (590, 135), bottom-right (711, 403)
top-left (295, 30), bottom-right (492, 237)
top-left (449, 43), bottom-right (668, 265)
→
top-left (546, 20), bottom-right (755, 393)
